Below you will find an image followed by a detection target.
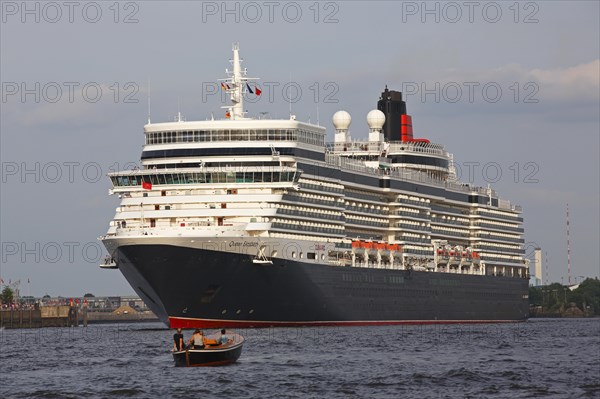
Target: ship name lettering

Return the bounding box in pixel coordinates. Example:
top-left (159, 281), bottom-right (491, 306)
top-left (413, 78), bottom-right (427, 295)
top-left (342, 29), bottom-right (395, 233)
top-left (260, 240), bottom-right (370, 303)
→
top-left (229, 241), bottom-right (258, 248)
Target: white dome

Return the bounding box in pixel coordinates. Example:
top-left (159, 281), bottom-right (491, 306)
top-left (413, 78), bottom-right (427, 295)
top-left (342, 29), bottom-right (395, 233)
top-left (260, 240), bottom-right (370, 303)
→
top-left (332, 110), bottom-right (351, 130)
top-left (366, 109), bottom-right (385, 129)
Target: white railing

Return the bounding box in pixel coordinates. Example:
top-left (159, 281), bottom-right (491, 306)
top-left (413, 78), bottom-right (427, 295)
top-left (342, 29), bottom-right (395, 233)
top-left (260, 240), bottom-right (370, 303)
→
top-left (324, 154), bottom-right (499, 197)
top-left (326, 140), bottom-right (448, 156)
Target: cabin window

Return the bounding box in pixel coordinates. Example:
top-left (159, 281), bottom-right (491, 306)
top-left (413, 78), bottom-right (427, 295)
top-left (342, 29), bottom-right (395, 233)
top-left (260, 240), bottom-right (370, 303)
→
top-left (155, 205), bottom-right (160, 210)
top-left (307, 252), bottom-right (316, 260)
top-left (150, 219), bottom-right (156, 228)
top-left (221, 203), bottom-right (227, 209)
top-left (161, 190), bottom-right (166, 196)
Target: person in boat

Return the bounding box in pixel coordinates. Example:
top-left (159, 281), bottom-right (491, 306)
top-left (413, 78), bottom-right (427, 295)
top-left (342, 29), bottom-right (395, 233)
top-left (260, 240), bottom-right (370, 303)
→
top-left (188, 329), bottom-right (205, 349)
top-left (173, 328), bottom-right (185, 352)
top-left (219, 329), bottom-right (229, 345)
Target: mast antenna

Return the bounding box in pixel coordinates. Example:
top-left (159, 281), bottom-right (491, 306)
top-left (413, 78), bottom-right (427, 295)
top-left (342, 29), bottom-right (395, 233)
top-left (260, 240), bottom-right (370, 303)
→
top-left (147, 78), bottom-right (151, 124)
top-left (220, 42), bottom-right (259, 120)
top-left (317, 104), bottom-right (320, 126)
top-left (545, 251), bottom-right (549, 285)
top-left (567, 203), bottom-right (572, 285)
top-left (288, 72), bottom-right (292, 118)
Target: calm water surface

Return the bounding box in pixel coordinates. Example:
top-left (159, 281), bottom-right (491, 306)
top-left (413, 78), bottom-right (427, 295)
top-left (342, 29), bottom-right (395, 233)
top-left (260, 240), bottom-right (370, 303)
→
top-left (1, 319), bottom-right (598, 398)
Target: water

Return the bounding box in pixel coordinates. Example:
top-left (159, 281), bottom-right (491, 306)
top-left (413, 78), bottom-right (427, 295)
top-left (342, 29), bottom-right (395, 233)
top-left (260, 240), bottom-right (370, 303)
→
top-left (1, 319), bottom-right (598, 398)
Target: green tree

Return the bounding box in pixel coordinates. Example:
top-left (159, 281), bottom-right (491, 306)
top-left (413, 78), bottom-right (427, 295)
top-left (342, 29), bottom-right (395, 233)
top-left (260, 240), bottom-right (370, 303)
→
top-left (574, 278), bottom-right (600, 315)
top-left (531, 278), bottom-right (600, 316)
top-left (529, 286), bottom-right (543, 306)
top-left (1, 286), bottom-right (14, 304)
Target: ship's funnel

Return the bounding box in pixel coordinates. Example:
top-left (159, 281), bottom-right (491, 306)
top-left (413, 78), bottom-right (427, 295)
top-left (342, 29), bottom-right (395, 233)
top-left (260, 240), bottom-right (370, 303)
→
top-left (400, 114), bottom-right (414, 142)
top-left (377, 86), bottom-right (407, 141)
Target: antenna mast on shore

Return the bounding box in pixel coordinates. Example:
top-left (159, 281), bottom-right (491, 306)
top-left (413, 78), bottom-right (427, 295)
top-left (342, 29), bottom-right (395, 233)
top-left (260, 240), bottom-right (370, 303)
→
top-left (545, 251), bottom-right (549, 285)
top-left (566, 203), bottom-right (572, 285)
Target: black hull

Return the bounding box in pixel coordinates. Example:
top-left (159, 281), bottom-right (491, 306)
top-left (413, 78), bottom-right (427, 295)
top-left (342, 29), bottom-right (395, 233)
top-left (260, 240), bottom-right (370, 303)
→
top-left (173, 343), bottom-right (243, 367)
top-left (115, 244), bottom-right (529, 328)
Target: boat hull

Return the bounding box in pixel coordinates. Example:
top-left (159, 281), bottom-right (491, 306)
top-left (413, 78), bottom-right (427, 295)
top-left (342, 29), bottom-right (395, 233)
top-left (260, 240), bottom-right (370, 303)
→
top-left (173, 342), bottom-right (243, 367)
top-left (112, 243), bottom-right (529, 328)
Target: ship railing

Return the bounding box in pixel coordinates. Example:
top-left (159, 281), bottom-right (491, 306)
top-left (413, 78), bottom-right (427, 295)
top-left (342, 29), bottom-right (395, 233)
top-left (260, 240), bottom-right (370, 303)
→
top-left (324, 154), bottom-right (502, 197)
top-left (326, 140), bottom-right (447, 156)
top-left (109, 165), bottom-right (299, 178)
top-left (112, 222), bottom-right (252, 236)
top-left (145, 128), bottom-right (326, 147)
top-left (475, 210), bottom-right (523, 221)
top-left (473, 235), bottom-right (525, 244)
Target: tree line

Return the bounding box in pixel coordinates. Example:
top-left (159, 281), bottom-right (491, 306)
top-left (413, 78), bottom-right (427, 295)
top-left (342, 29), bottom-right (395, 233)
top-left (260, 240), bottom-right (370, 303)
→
top-left (529, 278), bottom-right (600, 316)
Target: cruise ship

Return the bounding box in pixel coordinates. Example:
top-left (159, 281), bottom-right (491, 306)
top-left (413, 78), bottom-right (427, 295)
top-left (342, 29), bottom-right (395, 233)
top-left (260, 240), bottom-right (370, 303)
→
top-left (100, 44), bottom-right (529, 328)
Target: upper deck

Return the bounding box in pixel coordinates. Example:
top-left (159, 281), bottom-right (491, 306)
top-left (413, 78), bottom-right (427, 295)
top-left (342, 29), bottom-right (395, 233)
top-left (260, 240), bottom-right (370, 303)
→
top-left (143, 118), bottom-right (326, 147)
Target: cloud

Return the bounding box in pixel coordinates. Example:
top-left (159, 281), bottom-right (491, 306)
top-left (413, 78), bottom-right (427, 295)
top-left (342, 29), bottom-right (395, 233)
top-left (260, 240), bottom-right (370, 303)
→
top-left (530, 60), bottom-right (599, 88)
top-left (441, 60), bottom-right (600, 103)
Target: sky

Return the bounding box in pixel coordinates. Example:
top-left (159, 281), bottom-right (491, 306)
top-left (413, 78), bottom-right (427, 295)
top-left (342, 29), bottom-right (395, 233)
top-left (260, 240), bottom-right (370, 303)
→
top-left (1, 1), bottom-right (598, 297)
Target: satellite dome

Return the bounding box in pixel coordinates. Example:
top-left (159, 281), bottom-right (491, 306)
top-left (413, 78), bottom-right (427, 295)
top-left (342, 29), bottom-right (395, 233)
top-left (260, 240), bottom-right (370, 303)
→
top-left (366, 109), bottom-right (385, 129)
top-left (332, 110), bottom-right (351, 130)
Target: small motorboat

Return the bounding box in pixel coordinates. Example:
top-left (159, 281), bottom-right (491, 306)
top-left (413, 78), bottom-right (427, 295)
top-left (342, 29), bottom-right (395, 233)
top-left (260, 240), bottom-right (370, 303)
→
top-left (172, 332), bottom-right (244, 367)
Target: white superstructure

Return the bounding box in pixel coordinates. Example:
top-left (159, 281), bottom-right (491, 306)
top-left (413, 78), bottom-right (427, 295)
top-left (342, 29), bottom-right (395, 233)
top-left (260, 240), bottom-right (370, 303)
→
top-left (101, 44), bottom-right (528, 279)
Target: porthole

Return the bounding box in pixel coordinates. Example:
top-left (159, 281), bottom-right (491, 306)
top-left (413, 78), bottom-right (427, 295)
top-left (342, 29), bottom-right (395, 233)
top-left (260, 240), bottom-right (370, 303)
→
top-left (292, 251), bottom-right (296, 258)
top-left (236, 309), bottom-right (241, 314)
top-left (221, 309), bottom-right (227, 314)
top-left (321, 254), bottom-right (325, 260)
top-left (249, 309), bottom-right (254, 314)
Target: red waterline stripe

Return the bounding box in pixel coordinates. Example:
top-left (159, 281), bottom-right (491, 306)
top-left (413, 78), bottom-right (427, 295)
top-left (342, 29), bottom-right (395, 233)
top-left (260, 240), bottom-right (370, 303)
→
top-left (168, 316), bottom-right (524, 329)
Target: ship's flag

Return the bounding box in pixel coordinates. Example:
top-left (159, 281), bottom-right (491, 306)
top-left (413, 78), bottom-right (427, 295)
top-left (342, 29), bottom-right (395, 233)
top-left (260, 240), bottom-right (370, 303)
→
top-left (142, 181), bottom-right (152, 190)
top-left (221, 83), bottom-right (230, 90)
top-left (246, 83), bottom-right (254, 94)
top-left (225, 111), bottom-right (231, 119)
top-left (255, 85), bottom-right (262, 96)
top-left (220, 82), bottom-right (226, 90)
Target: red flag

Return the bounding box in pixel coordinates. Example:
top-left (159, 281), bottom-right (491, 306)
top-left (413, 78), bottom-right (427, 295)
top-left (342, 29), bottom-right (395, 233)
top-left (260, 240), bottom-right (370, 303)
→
top-left (246, 83), bottom-right (254, 94)
top-left (142, 181), bottom-right (152, 190)
top-left (225, 111), bottom-right (231, 119)
top-left (255, 85), bottom-right (262, 96)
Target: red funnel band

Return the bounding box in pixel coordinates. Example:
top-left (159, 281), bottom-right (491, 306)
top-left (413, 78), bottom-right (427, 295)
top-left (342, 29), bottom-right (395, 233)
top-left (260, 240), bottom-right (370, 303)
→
top-left (400, 114), bottom-right (413, 141)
